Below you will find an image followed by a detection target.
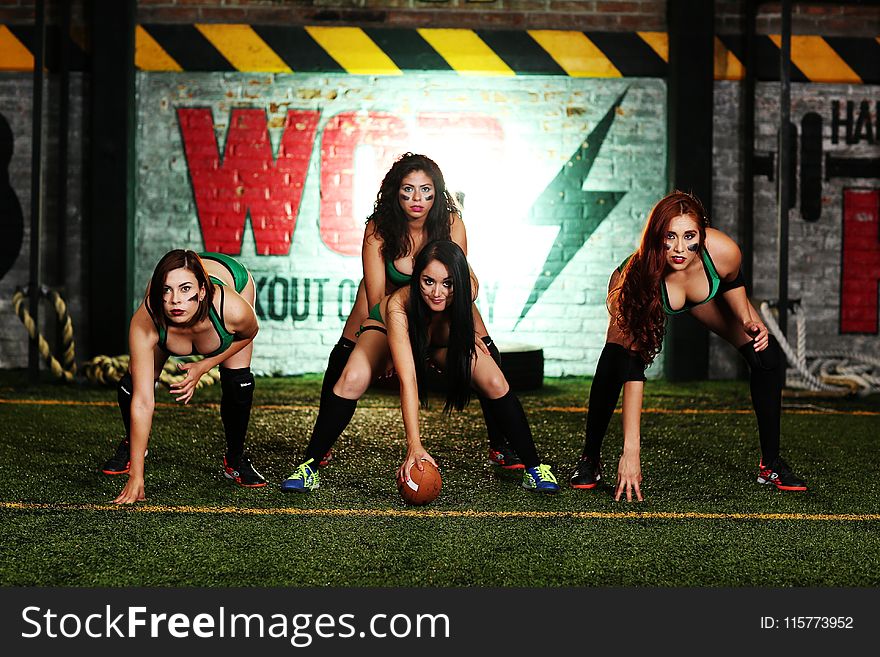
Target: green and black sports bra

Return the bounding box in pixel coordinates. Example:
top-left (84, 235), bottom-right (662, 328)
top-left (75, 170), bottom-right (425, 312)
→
top-left (386, 258), bottom-right (412, 287)
top-left (618, 248), bottom-right (721, 315)
top-left (155, 252), bottom-right (248, 358)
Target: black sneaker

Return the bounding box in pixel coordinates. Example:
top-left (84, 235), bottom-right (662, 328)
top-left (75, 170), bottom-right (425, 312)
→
top-left (488, 445), bottom-right (524, 470)
top-left (101, 439), bottom-right (131, 475)
top-left (757, 457), bottom-right (807, 491)
top-left (570, 456), bottom-right (602, 489)
top-left (224, 453), bottom-right (268, 487)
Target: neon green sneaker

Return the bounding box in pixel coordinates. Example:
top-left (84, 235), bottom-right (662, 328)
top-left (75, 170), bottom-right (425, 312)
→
top-left (522, 464), bottom-right (560, 494)
top-left (281, 458), bottom-right (319, 492)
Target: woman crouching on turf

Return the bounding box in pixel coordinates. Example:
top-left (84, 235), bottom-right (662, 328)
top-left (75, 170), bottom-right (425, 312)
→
top-left (282, 239), bottom-right (560, 494)
top-left (100, 249), bottom-right (264, 504)
top-left (569, 190), bottom-right (807, 501)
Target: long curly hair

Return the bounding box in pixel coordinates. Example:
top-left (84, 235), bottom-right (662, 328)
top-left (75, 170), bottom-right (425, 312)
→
top-left (612, 191), bottom-right (709, 364)
top-left (407, 240), bottom-right (475, 413)
top-left (367, 153), bottom-right (459, 262)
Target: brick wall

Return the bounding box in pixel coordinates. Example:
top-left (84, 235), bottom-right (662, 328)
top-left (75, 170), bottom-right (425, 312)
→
top-left (137, 72), bottom-right (666, 376)
top-left (712, 80), bottom-right (880, 379)
top-left (0, 74), bottom-right (87, 369)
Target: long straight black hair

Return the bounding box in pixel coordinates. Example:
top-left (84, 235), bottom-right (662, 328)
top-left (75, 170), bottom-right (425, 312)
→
top-left (407, 240), bottom-right (475, 413)
top-left (367, 153), bottom-right (458, 262)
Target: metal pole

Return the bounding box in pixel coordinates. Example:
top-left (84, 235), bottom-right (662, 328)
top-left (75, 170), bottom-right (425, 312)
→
top-left (27, 0), bottom-right (46, 383)
top-left (741, 0), bottom-right (756, 291)
top-left (776, 0), bottom-right (792, 338)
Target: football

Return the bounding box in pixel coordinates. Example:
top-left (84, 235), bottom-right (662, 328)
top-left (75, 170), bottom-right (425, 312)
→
top-left (397, 459), bottom-right (442, 506)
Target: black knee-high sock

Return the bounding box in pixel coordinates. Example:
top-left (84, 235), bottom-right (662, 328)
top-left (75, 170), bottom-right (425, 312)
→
top-left (117, 372), bottom-right (133, 442)
top-left (304, 391), bottom-right (358, 465)
top-left (220, 367), bottom-right (254, 462)
top-left (477, 336), bottom-right (508, 451)
top-left (482, 390), bottom-right (540, 468)
top-left (582, 344), bottom-right (646, 463)
top-left (321, 338), bottom-right (355, 405)
top-left (738, 336), bottom-right (784, 464)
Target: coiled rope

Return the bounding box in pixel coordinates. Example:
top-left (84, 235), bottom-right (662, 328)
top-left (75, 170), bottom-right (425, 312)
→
top-left (12, 286), bottom-right (77, 382)
top-left (759, 301), bottom-right (880, 397)
top-left (12, 287), bottom-right (219, 389)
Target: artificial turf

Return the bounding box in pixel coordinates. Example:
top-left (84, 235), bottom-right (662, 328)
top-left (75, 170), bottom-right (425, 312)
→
top-left (1, 370), bottom-right (878, 587)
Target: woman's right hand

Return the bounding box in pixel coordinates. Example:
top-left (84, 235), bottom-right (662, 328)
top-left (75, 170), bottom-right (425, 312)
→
top-left (113, 476), bottom-right (146, 505)
top-left (615, 451), bottom-right (643, 502)
top-left (397, 447), bottom-right (437, 484)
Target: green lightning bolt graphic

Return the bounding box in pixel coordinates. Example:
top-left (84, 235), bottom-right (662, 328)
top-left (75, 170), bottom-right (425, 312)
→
top-left (515, 88), bottom-right (629, 329)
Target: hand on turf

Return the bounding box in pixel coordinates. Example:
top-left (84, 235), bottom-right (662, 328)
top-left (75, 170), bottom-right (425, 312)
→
top-left (398, 448), bottom-right (437, 483)
top-left (744, 319), bottom-right (769, 352)
top-left (615, 451), bottom-right (643, 502)
top-left (113, 476), bottom-right (146, 505)
top-left (170, 361), bottom-right (208, 404)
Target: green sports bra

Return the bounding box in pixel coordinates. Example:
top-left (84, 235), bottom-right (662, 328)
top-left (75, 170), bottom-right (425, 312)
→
top-left (157, 278), bottom-right (235, 358)
top-left (386, 258), bottom-right (412, 287)
top-left (619, 249), bottom-right (721, 315)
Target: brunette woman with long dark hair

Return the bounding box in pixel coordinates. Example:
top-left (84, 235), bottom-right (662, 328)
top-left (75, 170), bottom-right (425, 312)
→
top-left (100, 250), bottom-right (264, 504)
top-left (318, 152), bottom-right (522, 470)
top-left (282, 240), bottom-right (559, 494)
top-left (570, 191), bottom-right (807, 501)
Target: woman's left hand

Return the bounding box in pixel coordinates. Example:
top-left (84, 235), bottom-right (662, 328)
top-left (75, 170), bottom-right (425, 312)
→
top-left (170, 360), bottom-right (209, 404)
top-left (397, 447), bottom-right (437, 483)
top-left (744, 319), bottom-right (769, 352)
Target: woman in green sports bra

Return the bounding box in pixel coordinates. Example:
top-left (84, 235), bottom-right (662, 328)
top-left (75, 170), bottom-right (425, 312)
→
top-left (569, 191), bottom-right (807, 501)
top-left (99, 249), bottom-right (266, 504)
top-left (315, 152), bottom-right (523, 470)
top-left (281, 240), bottom-right (561, 494)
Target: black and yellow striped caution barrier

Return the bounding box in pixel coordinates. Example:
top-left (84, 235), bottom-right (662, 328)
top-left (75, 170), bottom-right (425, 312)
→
top-left (1, 23), bottom-right (877, 83)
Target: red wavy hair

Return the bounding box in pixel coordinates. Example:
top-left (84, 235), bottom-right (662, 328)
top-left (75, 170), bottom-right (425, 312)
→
top-left (610, 191), bottom-right (709, 364)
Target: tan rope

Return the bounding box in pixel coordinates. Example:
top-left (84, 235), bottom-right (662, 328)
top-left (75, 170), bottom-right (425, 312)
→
top-left (12, 286), bottom-right (77, 382)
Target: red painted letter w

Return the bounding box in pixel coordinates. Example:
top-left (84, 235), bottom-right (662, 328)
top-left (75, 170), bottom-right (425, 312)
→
top-left (178, 108), bottom-right (319, 255)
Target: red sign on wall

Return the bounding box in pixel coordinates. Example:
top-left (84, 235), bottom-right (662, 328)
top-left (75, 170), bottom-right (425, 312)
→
top-left (841, 188), bottom-right (880, 334)
top-left (178, 108), bottom-right (504, 257)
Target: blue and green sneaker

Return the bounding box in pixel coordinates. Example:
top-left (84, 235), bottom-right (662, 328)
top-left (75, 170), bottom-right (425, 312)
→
top-left (281, 458), bottom-right (320, 492)
top-left (522, 464), bottom-right (560, 494)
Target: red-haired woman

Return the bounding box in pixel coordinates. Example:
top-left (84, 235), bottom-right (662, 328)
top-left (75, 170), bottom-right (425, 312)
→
top-left (99, 250), bottom-right (263, 504)
top-left (570, 191), bottom-right (807, 501)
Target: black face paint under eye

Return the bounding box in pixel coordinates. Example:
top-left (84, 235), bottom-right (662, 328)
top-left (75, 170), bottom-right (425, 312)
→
top-left (187, 294), bottom-right (199, 303)
top-left (424, 194), bottom-right (434, 201)
top-left (687, 243), bottom-right (699, 252)
top-left (400, 192), bottom-right (411, 201)
top-left (664, 242), bottom-right (672, 251)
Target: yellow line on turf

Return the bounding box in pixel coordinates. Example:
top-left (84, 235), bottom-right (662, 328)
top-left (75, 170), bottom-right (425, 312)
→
top-left (1, 398), bottom-right (876, 416)
top-left (1, 502), bottom-right (878, 522)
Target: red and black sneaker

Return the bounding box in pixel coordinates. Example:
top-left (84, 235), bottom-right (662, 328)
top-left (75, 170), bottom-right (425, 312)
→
top-left (224, 453), bottom-right (268, 487)
top-left (758, 457), bottom-right (807, 491)
top-left (319, 450), bottom-right (334, 467)
top-left (569, 455), bottom-right (602, 489)
top-left (101, 439), bottom-right (131, 475)
top-left (488, 445), bottom-right (524, 470)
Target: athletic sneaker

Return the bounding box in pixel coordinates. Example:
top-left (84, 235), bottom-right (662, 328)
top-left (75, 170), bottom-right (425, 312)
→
top-left (522, 464), bottom-right (560, 494)
top-left (488, 445), bottom-right (524, 470)
top-left (102, 439), bottom-right (131, 475)
top-left (223, 453), bottom-right (268, 487)
top-left (570, 455), bottom-right (602, 489)
top-left (757, 457), bottom-right (808, 491)
top-left (281, 458), bottom-right (320, 492)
